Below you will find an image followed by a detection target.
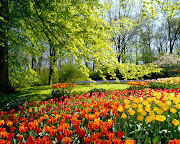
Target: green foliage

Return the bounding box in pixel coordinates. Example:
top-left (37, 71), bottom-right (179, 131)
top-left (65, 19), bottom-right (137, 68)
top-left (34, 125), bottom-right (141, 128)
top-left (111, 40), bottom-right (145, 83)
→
top-left (149, 82), bottom-right (180, 90)
top-left (59, 63), bottom-right (89, 83)
top-left (88, 88), bottom-right (107, 96)
top-left (127, 85), bottom-right (147, 90)
top-left (51, 89), bottom-right (71, 101)
top-left (38, 68), bottom-right (50, 85)
top-left (7, 0), bottom-right (119, 86)
top-left (141, 0), bottom-right (180, 19)
top-left (89, 64), bottom-right (162, 80)
top-left (4, 97), bottom-right (27, 111)
top-left (9, 56), bottom-right (39, 88)
top-left (117, 63), bottom-right (162, 80)
top-left (4, 0), bottom-right (179, 92)
top-left (51, 83), bottom-right (76, 101)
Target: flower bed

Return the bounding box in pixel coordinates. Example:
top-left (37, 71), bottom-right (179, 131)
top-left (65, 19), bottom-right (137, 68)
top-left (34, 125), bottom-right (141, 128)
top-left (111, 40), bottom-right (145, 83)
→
top-left (0, 88), bottom-right (180, 143)
top-left (148, 77), bottom-right (180, 89)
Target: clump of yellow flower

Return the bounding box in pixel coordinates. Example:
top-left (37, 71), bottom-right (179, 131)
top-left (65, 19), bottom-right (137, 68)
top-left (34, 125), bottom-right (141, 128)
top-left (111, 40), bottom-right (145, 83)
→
top-left (170, 108), bottom-right (177, 113)
top-left (121, 113), bottom-right (127, 119)
top-left (118, 105), bottom-right (124, 112)
top-left (152, 77), bottom-right (180, 85)
top-left (172, 119), bottom-right (180, 126)
top-left (155, 115), bottom-right (166, 122)
top-left (128, 108), bottom-right (135, 116)
top-left (137, 115), bottom-right (144, 121)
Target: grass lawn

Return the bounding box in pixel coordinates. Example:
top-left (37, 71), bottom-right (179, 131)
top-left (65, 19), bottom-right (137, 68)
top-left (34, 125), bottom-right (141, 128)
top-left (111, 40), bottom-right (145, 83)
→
top-left (0, 83), bottom-right (129, 111)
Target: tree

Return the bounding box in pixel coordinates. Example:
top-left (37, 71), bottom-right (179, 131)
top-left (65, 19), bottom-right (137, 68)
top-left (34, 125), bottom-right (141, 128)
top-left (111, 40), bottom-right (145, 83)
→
top-left (0, 0), bottom-right (118, 94)
top-left (152, 53), bottom-right (180, 68)
top-left (0, 0), bottom-right (9, 95)
top-left (106, 0), bottom-right (141, 63)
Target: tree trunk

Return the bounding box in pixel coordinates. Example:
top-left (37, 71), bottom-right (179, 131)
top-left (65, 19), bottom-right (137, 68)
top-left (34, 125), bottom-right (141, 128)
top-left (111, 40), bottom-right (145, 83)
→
top-left (32, 56), bottom-right (36, 71)
top-left (117, 35), bottom-right (121, 63)
top-left (168, 20), bottom-right (173, 53)
top-left (0, 0), bottom-right (12, 95)
top-left (48, 44), bottom-right (57, 85)
top-left (49, 63), bottom-right (53, 85)
top-left (38, 55), bottom-right (43, 75)
top-left (135, 45), bottom-right (138, 65)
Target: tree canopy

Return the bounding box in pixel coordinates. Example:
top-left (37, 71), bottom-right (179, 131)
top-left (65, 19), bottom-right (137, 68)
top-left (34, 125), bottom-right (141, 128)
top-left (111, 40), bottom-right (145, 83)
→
top-left (1, 0), bottom-right (179, 94)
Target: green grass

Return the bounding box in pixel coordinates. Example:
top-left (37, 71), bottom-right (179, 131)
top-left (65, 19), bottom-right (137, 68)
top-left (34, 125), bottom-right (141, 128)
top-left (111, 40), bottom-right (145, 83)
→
top-left (0, 84), bottom-right (129, 111)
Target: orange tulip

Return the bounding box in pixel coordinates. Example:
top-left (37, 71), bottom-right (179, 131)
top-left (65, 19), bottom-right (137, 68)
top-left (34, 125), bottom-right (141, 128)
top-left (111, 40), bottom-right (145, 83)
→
top-left (84, 137), bottom-right (91, 144)
top-left (104, 139), bottom-right (112, 144)
top-left (88, 121), bottom-right (94, 131)
top-left (106, 131), bottom-right (115, 140)
top-left (0, 131), bottom-right (7, 138)
top-left (19, 126), bottom-right (28, 133)
top-left (0, 120), bottom-right (4, 126)
top-left (112, 138), bottom-right (123, 144)
top-left (64, 129), bottom-right (72, 137)
top-left (63, 136), bottom-right (72, 144)
top-left (17, 135), bottom-right (23, 141)
top-left (168, 139), bottom-right (180, 144)
top-left (44, 125), bottom-right (50, 132)
top-left (124, 139), bottom-right (136, 144)
top-left (49, 129), bottom-right (57, 137)
top-left (6, 132), bottom-right (14, 140)
top-left (44, 115), bottom-right (49, 119)
top-left (100, 126), bottom-right (108, 135)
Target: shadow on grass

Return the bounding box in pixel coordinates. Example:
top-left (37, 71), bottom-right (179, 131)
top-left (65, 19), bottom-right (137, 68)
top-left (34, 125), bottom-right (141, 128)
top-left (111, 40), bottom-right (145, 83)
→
top-left (0, 85), bottom-right (52, 111)
top-left (0, 84), bottom-right (129, 111)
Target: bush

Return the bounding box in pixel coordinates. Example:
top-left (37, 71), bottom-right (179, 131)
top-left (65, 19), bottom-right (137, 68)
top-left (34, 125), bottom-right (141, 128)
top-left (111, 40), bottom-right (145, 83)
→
top-left (88, 88), bottom-right (107, 96)
top-left (51, 89), bottom-right (71, 101)
top-left (59, 63), bottom-right (89, 83)
top-left (89, 67), bottom-right (123, 80)
top-left (127, 85), bottom-right (147, 90)
top-left (4, 97), bottom-right (27, 111)
top-left (149, 82), bottom-right (180, 89)
top-left (51, 83), bottom-right (75, 101)
top-left (90, 64), bottom-right (162, 80)
top-left (152, 53), bottom-right (180, 68)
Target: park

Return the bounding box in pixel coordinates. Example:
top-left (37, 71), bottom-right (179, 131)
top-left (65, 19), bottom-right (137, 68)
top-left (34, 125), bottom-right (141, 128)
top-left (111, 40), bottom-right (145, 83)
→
top-left (0, 0), bottom-right (180, 143)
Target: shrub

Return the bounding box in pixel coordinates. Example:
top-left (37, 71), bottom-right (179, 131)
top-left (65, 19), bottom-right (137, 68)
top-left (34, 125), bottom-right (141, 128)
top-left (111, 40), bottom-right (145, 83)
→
top-left (90, 64), bottom-right (162, 81)
top-left (152, 53), bottom-right (180, 68)
top-left (59, 63), bottom-right (89, 83)
top-left (51, 83), bottom-right (76, 100)
top-left (88, 88), bottom-right (107, 96)
top-left (4, 97), bottom-right (27, 111)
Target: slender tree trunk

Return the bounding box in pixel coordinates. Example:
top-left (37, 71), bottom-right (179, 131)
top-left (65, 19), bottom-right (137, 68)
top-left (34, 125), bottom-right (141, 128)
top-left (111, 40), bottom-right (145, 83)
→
top-left (32, 56), bottom-right (36, 71)
top-left (93, 61), bottom-right (95, 71)
top-left (49, 47), bottom-right (53, 85)
top-left (136, 45), bottom-right (138, 65)
top-left (38, 55), bottom-right (43, 76)
top-left (85, 60), bottom-right (88, 68)
top-left (121, 34), bottom-right (126, 63)
top-left (49, 64), bottom-right (53, 85)
top-left (168, 20), bottom-right (173, 53)
top-left (48, 45), bottom-right (57, 85)
top-left (117, 35), bottom-right (121, 63)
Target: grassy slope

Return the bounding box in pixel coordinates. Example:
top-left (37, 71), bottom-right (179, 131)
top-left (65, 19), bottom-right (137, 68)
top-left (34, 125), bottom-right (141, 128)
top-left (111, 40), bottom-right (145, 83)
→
top-left (0, 84), bottom-right (129, 111)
